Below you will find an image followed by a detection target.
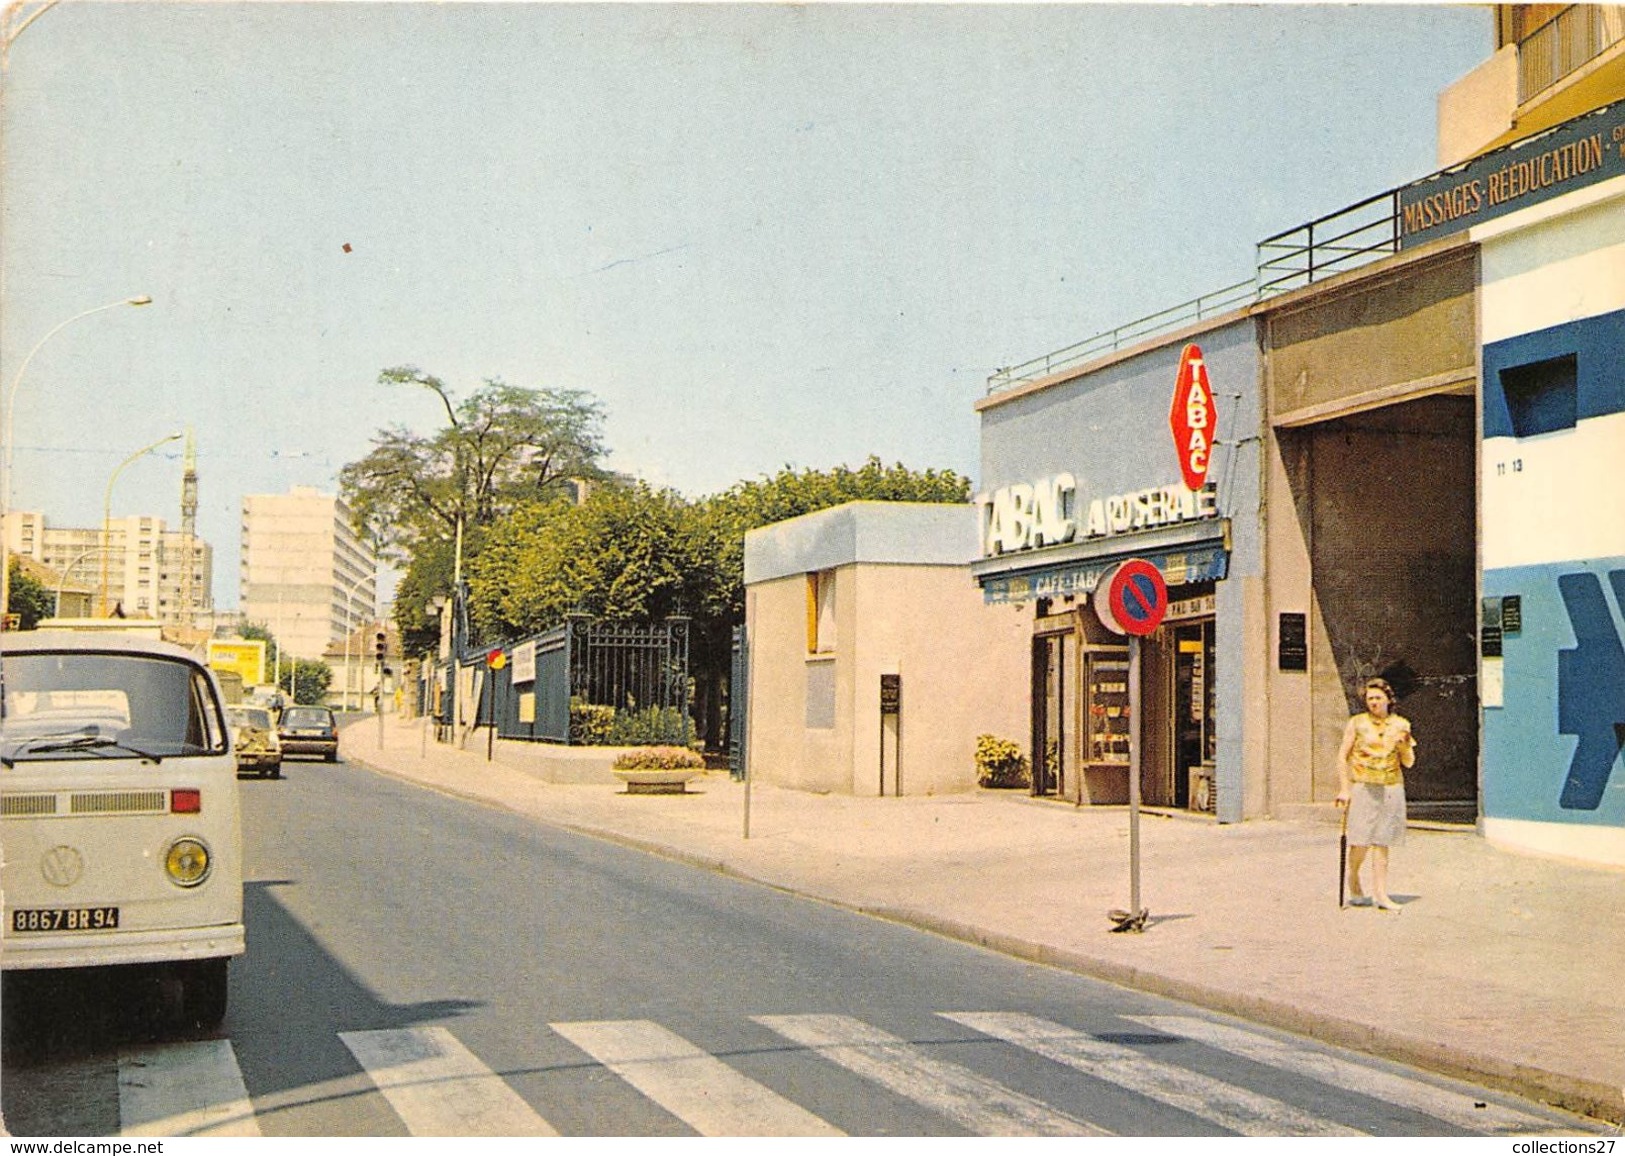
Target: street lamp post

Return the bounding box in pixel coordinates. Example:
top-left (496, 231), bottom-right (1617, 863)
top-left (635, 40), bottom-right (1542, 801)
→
top-left (340, 572), bottom-right (374, 712)
top-left (99, 431), bottom-right (182, 616)
top-left (0, 294), bottom-right (151, 623)
top-left (52, 543), bottom-right (114, 616)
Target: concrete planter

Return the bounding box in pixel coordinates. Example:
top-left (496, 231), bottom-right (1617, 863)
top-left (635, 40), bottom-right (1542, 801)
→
top-left (613, 767), bottom-right (701, 795)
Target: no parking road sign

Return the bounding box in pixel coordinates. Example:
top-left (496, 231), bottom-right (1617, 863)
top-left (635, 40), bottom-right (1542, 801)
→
top-left (1095, 558), bottom-right (1169, 637)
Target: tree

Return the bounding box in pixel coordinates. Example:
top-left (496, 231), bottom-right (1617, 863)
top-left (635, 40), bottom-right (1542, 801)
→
top-left (7, 559), bottom-right (55, 629)
top-left (279, 659), bottom-right (332, 706)
top-left (390, 536), bottom-right (458, 658)
top-left (340, 367), bottom-right (608, 557)
top-left (467, 483), bottom-right (692, 640)
top-left (340, 367), bottom-right (609, 656)
top-left (464, 457), bottom-right (972, 749)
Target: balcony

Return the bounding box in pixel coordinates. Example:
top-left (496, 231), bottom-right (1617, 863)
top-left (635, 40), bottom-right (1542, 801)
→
top-left (1438, 5), bottom-right (1625, 166)
top-left (1520, 5), bottom-right (1625, 102)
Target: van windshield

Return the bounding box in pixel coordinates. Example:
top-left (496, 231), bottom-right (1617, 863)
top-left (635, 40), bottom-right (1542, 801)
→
top-left (1, 652), bottom-right (228, 765)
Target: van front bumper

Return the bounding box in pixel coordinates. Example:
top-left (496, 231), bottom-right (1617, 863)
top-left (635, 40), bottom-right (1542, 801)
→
top-left (0, 922), bottom-right (245, 971)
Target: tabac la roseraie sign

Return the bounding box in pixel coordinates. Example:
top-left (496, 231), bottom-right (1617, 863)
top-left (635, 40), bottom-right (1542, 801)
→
top-left (1169, 343), bottom-right (1215, 494)
top-left (975, 476), bottom-right (1218, 558)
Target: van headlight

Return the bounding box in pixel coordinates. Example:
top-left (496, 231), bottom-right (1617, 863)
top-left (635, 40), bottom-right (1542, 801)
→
top-left (165, 837), bottom-right (212, 887)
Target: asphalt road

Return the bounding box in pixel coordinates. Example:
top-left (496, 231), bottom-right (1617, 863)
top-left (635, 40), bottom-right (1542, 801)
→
top-left (1, 758), bottom-right (1601, 1137)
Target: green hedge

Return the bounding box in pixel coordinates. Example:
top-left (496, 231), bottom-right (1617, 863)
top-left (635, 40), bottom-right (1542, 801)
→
top-left (570, 699), bottom-right (696, 747)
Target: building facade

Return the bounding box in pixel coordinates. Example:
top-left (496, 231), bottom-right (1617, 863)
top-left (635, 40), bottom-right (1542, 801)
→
top-left (974, 321), bottom-right (1266, 822)
top-left (964, 5), bottom-right (1624, 863)
top-left (239, 487), bottom-right (377, 662)
top-left (1474, 163), bottom-right (1625, 862)
top-left (3, 510), bottom-right (213, 624)
top-left (742, 502), bottom-right (1030, 795)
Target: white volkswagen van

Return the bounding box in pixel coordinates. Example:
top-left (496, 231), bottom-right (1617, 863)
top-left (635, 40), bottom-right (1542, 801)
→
top-left (0, 631), bottom-right (245, 1030)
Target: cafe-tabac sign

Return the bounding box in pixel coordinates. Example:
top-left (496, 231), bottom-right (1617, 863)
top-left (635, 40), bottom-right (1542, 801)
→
top-left (1400, 100), bottom-right (1625, 249)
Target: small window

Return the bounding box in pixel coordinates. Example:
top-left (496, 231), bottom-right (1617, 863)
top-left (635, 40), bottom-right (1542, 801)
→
top-left (806, 569), bottom-right (837, 654)
top-left (1500, 354), bottom-right (1577, 437)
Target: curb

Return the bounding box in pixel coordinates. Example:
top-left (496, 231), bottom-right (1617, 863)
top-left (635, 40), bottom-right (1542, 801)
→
top-left (344, 746), bottom-right (1622, 1127)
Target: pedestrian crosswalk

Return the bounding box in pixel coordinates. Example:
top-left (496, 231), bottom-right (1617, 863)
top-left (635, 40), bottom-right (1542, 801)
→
top-left (109, 1010), bottom-right (1580, 1138)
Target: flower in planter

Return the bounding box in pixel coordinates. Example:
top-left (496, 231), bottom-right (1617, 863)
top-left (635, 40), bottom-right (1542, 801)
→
top-left (613, 745), bottom-right (704, 771)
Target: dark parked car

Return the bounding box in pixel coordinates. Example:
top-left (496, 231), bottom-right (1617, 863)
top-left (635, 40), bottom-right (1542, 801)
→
top-left (277, 705), bottom-right (339, 762)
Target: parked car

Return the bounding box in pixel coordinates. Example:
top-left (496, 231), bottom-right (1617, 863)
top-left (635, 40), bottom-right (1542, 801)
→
top-left (226, 705), bottom-right (282, 779)
top-left (277, 705), bottom-right (339, 762)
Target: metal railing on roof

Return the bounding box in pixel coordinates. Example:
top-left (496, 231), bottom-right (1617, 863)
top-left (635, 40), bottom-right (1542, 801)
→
top-left (987, 87), bottom-right (1618, 399)
top-left (984, 278), bottom-right (1256, 395)
top-left (1519, 5), bottom-right (1625, 103)
top-left (1256, 188), bottom-right (1401, 299)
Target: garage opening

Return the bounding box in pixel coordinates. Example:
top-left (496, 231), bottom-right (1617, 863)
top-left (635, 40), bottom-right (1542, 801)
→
top-left (1282, 393), bottom-right (1479, 822)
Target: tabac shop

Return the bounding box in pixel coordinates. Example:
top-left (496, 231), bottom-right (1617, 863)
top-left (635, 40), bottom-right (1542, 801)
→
top-left (972, 317), bottom-right (1266, 822)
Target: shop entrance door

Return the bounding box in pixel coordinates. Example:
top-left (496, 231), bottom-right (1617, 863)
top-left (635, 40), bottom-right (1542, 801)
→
top-left (1139, 628), bottom-right (1175, 808)
top-left (1173, 619), bottom-right (1218, 812)
top-left (1031, 630), bottom-right (1075, 798)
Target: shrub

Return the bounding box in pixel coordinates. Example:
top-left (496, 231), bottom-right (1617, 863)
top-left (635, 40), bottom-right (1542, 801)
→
top-left (606, 704), bottom-right (695, 747)
top-left (570, 699), bottom-right (615, 745)
top-left (975, 733), bottom-right (1031, 789)
top-left (570, 699), bottom-right (697, 746)
top-left (614, 745), bottom-right (705, 770)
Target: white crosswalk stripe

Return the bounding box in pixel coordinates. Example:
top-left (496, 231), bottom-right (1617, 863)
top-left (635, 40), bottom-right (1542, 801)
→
top-left (943, 1011), bottom-right (1364, 1137)
top-left (339, 1026), bottom-right (559, 1136)
top-left (551, 1019), bottom-right (844, 1136)
top-left (752, 1012), bottom-right (1106, 1136)
top-left (102, 1011), bottom-right (1574, 1138)
top-left (1127, 1015), bottom-right (1560, 1134)
top-left (119, 1039), bottom-right (261, 1137)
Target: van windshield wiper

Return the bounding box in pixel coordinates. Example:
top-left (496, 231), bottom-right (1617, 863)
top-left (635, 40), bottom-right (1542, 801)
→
top-left (12, 733), bottom-right (164, 763)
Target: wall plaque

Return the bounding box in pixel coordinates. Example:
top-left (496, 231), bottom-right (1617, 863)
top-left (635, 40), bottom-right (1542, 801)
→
top-left (1278, 612), bottom-right (1308, 672)
top-left (880, 674), bottom-right (901, 716)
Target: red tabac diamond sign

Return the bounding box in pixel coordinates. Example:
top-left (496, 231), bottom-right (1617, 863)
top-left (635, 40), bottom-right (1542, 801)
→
top-left (1169, 343), bottom-right (1215, 493)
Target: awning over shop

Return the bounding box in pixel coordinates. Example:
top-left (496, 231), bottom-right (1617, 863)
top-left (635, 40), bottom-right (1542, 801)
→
top-left (972, 518), bottom-right (1230, 605)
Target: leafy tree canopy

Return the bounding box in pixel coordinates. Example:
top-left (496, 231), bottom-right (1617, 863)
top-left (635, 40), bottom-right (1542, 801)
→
top-left (7, 559), bottom-right (56, 629)
top-left (339, 367), bottom-right (609, 562)
top-left (464, 457), bottom-right (971, 642)
top-left (467, 482), bottom-right (694, 640)
top-left (692, 456), bottom-right (973, 622)
top-left (280, 658), bottom-right (332, 706)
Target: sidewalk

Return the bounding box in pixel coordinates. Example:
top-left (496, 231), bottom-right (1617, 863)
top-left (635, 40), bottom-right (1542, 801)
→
top-left (339, 715), bottom-right (1625, 1125)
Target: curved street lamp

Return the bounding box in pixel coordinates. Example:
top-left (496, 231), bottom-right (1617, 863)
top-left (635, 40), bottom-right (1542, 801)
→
top-left (52, 543), bottom-right (114, 616)
top-left (340, 571), bottom-right (375, 711)
top-left (99, 430), bottom-right (183, 616)
top-left (0, 294), bottom-right (152, 622)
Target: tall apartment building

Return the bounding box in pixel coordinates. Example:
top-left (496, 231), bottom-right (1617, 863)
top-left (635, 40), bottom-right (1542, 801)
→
top-left (239, 487), bottom-right (377, 662)
top-left (3, 510), bottom-right (213, 624)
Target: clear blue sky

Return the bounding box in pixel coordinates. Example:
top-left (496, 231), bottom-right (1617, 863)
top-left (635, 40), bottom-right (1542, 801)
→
top-left (1, 2), bottom-right (1492, 610)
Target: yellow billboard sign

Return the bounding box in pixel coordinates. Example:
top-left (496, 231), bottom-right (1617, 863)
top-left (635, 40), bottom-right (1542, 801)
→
top-left (207, 639), bottom-right (267, 687)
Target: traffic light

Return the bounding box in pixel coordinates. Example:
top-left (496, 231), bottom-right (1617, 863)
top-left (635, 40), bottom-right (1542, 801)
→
top-left (374, 631), bottom-right (387, 663)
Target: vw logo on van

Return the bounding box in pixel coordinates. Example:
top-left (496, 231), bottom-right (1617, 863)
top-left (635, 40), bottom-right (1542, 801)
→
top-left (41, 845), bottom-right (85, 888)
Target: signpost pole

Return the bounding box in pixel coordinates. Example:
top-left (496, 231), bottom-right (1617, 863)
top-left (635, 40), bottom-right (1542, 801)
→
top-left (1096, 557), bottom-right (1164, 932)
top-left (1128, 633), bottom-right (1143, 917)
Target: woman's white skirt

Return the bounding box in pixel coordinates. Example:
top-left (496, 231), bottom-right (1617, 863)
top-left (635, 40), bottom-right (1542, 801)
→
top-left (1347, 781), bottom-right (1406, 846)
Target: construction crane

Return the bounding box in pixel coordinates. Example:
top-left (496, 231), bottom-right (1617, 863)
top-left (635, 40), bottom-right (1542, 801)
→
top-left (178, 428), bottom-right (198, 626)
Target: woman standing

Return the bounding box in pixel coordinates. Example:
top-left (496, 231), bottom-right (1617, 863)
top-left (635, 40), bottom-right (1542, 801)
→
top-left (1336, 678), bottom-right (1416, 911)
